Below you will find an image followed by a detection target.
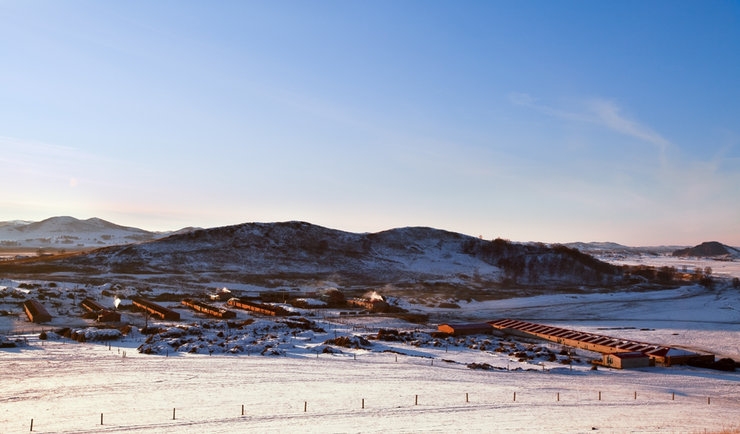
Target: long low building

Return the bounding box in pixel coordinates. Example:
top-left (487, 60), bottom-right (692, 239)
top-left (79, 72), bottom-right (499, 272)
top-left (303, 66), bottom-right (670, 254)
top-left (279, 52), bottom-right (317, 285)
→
top-left (487, 318), bottom-right (715, 367)
top-left (131, 297), bottom-right (180, 321)
top-left (227, 298), bottom-right (289, 316)
top-left (24, 299), bottom-right (52, 323)
top-left (437, 323), bottom-right (494, 336)
top-left (80, 298), bottom-right (121, 322)
top-left (182, 298), bottom-right (236, 319)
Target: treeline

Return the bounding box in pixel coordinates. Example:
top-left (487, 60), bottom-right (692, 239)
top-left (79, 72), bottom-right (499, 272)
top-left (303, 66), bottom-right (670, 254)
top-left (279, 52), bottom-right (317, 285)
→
top-left (624, 264), bottom-right (740, 288)
top-left (461, 238), bottom-right (621, 286)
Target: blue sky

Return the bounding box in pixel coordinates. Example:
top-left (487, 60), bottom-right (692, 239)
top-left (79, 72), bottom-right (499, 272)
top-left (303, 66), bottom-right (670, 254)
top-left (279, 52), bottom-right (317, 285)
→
top-left (1, 1), bottom-right (739, 246)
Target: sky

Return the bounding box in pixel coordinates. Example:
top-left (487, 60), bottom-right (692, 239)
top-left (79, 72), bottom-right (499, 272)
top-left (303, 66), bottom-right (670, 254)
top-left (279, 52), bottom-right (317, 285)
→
top-left (1, 1), bottom-right (739, 246)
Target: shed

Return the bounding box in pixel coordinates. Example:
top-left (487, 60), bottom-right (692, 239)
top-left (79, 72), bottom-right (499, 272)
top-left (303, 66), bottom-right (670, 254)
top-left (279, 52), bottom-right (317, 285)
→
top-left (602, 352), bottom-right (652, 369)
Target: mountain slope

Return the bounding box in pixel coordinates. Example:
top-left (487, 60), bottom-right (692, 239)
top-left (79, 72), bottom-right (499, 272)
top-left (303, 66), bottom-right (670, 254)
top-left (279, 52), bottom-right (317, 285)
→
top-left (2, 221), bottom-right (623, 290)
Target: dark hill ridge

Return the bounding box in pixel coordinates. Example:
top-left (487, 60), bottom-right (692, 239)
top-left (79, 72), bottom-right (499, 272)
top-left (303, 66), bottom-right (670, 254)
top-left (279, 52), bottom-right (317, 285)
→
top-left (1, 221), bottom-right (622, 291)
top-left (672, 241), bottom-right (740, 259)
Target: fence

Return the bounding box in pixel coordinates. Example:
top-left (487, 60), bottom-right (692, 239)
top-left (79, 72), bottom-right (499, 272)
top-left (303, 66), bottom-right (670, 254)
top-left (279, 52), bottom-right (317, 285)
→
top-left (16, 380), bottom-right (739, 433)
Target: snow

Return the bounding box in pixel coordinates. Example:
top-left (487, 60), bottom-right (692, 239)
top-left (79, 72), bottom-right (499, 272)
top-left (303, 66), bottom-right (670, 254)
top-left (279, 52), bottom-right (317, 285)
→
top-left (2, 250), bottom-right (740, 432)
top-left (2, 330), bottom-right (740, 433)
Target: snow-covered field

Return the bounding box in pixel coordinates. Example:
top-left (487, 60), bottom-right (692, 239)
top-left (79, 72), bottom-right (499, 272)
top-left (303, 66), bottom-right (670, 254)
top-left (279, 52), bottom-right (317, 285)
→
top-left (2, 281), bottom-right (740, 433)
top-left (3, 336), bottom-right (740, 434)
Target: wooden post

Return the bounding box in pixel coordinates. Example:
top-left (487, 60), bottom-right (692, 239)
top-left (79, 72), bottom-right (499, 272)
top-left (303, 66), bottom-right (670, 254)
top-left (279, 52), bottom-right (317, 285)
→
top-left (241, 404), bottom-right (244, 416)
top-left (304, 401), bottom-right (307, 412)
top-left (466, 392), bottom-right (469, 403)
top-left (708, 397), bottom-right (711, 405)
top-left (513, 392), bottom-right (516, 402)
top-left (557, 392), bottom-right (560, 402)
top-left (672, 392), bottom-right (675, 401)
top-left (598, 391), bottom-right (601, 401)
top-left (30, 419), bottom-right (33, 432)
top-left (415, 395), bottom-right (418, 405)
top-left (172, 408), bottom-right (176, 420)
top-left (101, 413), bottom-right (104, 425)
top-left (362, 398), bottom-right (365, 409)
top-left (634, 391), bottom-right (637, 400)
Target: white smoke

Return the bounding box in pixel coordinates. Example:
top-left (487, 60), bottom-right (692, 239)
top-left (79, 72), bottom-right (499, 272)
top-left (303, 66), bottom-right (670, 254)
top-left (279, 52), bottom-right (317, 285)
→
top-left (365, 291), bottom-right (384, 302)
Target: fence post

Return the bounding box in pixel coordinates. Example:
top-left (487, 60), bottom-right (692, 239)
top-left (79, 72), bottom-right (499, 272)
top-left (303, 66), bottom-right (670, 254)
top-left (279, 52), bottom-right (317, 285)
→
top-left (101, 413), bottom-right (104, 425)
top-left (415, 395), bottom-right (418, 405)
top-left (557, 392), bottom-right (560, 402)
top-left (242, 404), bottom-right (244, 416)
top-left (30, 419), bottom-right (33, 432)
top-left (672, 392), bottom-right (675, 401)
top-left (708, 397), bottom-right (711, 405)
top-left (362, 398), bottom-right (365, 409)
top-left (172, 408), bottom-right (176, 420)
top-left (598, 391), bottom-right (601, 401)
top-left (466, 392), bottom-right (469, 403)
top-left (304, 401), bottom-right (307, 412)
top-left (634, 391), bottom-right (637, 400)
top-left (513, 392), bottom-right (516, 402)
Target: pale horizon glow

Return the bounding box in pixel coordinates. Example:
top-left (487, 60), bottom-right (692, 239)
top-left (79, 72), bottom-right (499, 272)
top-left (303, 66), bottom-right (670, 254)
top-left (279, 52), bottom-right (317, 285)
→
top-left (1, 1), bottom-right (739, 246)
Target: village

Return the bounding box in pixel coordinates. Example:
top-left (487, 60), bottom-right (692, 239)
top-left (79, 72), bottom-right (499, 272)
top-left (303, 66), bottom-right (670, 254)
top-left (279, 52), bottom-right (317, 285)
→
top-left (13, 284), bottom-right (732, 372)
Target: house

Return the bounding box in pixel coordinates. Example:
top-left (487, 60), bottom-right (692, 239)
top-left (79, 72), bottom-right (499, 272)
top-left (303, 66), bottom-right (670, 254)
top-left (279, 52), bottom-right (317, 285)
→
top-left (437, 323), bottom-right (493, 336)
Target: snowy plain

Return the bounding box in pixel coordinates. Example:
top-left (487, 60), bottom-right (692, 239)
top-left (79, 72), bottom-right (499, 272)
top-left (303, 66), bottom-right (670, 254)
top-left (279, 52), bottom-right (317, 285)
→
top-left (2, 254), bottom-right (740, 433)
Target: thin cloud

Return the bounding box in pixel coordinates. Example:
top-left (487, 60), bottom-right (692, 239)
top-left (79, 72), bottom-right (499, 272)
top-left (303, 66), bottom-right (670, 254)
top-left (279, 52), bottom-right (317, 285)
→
top-left (509, 93), bottom-right (671, 151)
top-left (586, 99), bottom-right (670, 151)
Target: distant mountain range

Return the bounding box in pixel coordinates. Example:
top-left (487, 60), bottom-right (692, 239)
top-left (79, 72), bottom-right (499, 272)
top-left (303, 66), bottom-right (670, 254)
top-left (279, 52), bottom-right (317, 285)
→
top-left (0, 216), bottom-right (179, 249)
top-left (567, 240), bottom-right (740, 260)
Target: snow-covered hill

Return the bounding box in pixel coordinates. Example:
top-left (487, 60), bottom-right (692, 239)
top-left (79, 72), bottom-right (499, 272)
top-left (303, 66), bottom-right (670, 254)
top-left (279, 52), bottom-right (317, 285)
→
top-left (3, 221), bottom-right (624, 291)
top-left (672, 241), bottom-right (740, 260)
top-left (0, 216), bottom-right (169, 249)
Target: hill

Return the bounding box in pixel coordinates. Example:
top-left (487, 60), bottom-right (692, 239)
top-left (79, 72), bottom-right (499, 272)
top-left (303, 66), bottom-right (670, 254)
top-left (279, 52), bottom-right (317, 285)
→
top-left (672, 241), bottom-right (740, 260)
top-left (0, 221), bottom-right (623, 294)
